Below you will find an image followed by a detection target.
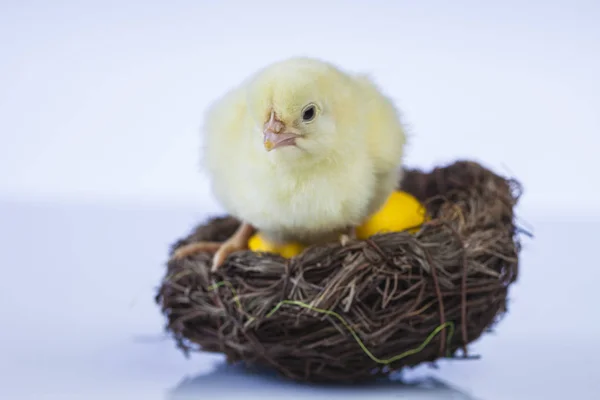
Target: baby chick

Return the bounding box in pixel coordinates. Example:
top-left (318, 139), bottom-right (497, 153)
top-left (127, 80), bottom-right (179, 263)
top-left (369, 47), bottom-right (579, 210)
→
top-left (173, 57), bottom-right (407, 271)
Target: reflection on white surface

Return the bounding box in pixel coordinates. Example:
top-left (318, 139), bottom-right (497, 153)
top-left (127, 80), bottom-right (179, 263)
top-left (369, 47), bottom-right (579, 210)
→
top-left (169, 363), bottom-right (477, 399)
top-left (0, 200), bottom-right (598, 399)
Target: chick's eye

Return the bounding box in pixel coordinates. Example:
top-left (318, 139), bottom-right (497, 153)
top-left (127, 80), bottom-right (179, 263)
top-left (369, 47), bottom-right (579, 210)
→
top-left (302, 105), bottom-right (316, 122)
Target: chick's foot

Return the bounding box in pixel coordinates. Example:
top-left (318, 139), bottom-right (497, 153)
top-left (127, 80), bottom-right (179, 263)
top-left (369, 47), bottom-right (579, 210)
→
top-left (171, 241), bottom-right (222, 260)
top-left (171, 222), bottom-right (255, 272)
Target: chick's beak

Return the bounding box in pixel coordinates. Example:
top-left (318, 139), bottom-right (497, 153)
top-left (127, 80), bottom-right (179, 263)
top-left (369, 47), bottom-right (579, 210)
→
top-left (263, 111), bottom-right (300, 151)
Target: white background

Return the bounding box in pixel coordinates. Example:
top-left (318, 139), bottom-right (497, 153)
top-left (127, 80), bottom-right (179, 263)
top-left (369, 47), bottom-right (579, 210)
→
top-left (0, 1), bottom-right (598, 399)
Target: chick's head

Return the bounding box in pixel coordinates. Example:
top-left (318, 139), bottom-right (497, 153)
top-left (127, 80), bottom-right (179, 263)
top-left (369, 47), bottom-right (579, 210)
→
top-left (245, 57), bottom-right (362, 167)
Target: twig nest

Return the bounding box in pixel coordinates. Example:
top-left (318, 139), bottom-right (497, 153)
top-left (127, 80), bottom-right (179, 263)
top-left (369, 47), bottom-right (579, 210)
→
top-left (156, 160), bottom-right (523, 383)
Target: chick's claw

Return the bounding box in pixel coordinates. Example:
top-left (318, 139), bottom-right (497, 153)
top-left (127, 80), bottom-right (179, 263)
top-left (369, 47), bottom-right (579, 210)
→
top-left (170, 239), bottom-right (246, 272)
top-left (171, 222), bottom-right (256, 272)
top-left (171, 241), bottom-right (222, 260)
top-left (210, 238), bottom-right (247, 272)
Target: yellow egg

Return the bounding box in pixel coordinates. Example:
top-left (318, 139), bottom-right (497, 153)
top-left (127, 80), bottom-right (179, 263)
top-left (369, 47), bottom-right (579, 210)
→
top-left (248, 233), bottom-right (306, 258)
top-left (355, 191), bottom-right (427, 239)
top-left (247, 191), bottom-right (427, 258)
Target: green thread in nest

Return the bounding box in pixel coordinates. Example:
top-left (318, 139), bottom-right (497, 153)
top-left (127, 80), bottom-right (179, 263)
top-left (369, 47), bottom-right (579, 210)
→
top-left (208, 280), bottom-right (455, 365)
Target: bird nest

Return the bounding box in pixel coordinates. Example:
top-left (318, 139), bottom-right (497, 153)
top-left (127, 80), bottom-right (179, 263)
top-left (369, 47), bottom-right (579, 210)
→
top-left (156, 160), bottom-right (523, 383)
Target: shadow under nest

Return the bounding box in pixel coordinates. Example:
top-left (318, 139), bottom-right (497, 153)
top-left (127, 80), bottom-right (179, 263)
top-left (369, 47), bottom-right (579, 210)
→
top-left (156, 160), bottom-right (523, 383)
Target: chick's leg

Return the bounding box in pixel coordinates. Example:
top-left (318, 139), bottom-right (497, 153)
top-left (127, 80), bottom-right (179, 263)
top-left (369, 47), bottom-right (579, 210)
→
top-left (210, 222), bottom-right (256, 271)
top-left (171, 222), bottom-right (256, 271)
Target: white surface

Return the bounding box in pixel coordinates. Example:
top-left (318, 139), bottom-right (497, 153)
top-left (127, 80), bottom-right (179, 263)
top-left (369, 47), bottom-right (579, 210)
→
top-left (0, 201), bottom-right (598, 400)
top-left (1, 0), bottom-right (599, 399)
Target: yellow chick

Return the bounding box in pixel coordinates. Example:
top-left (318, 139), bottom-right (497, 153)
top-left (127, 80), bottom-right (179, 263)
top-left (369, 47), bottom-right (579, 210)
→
top-left (172, 57), bottom-right (407, 271)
